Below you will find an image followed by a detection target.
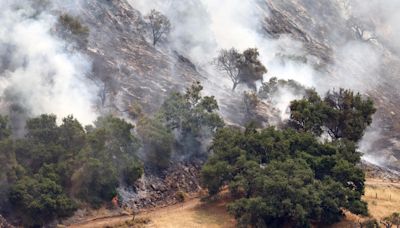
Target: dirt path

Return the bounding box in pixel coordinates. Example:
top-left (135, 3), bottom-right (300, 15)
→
top-left (67, 196), bottom-right (235, 228)
top-left (68, 214), bottom-right (133, 228)
top-left (136, 197), bottom-right (235, 228)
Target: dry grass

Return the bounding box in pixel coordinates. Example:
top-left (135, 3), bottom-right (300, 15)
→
top-left (330, 179), bottom-right (400, 228)
top-left (68, 195), bottom-right (235, 228)
top-left (363, 179), bottom-right (400, 220)
top-left (136, 196), bottom-right (235, 228)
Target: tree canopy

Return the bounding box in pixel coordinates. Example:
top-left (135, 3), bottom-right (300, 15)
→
top-left (214, 48), bottom-right (267, 91)
top-left (202, 88), bottom-right (375, 227)
top-left (0, 115), bottom-right (143, 227)
top-left (289, 88), bottom-right (376, 141)
top-left (145, 9), bottom-right (171, 46)
top-left (160, 81), bottom-right (224, 158)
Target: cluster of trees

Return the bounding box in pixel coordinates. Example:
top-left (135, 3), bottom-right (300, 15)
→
top-left (133, 81), bottom-right (224, 170)
top-left (0, 82), bottom-right (224, 226)
top-left (201, 89), bottom-right (376, 227)
top-left (0, 115), bottom-right (143, 227)
top-left (214, 48), bottom-right (267, 91)
top-left (289, 88), bottom-right (376, 141)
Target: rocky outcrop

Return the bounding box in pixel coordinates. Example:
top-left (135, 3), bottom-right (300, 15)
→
top-left (118, 162), bottom-right (202, 211)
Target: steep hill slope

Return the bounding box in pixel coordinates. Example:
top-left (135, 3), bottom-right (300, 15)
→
top-left (66, 0), bottom-right (400, 168)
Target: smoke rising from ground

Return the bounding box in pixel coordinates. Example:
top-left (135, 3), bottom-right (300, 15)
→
top-left (129, 0), bottom-right (400, 167)
top-left (0, 1), bottom-right (98, 127)
top-left (129, 0), bottom-right (317, 87)
top-left (350, 0), bottom-right (400, 53)
top-left (129, 0), bottom-right (319, 129)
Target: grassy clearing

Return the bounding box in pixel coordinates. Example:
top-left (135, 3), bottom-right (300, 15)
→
top-left (363, 179), bottom-right (400, 220)
top-left (136, 196), bottom-right (235, 228)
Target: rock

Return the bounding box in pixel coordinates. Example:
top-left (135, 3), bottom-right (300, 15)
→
top-left (118, 162), bottom-right (202, 210)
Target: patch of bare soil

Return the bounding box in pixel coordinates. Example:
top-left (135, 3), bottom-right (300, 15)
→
top-left (66, 194), bottom-right (235, 228)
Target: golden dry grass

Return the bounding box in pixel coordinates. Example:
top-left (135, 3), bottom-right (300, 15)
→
top-left (363, 179), bottom-right (400, 220)
top-left (68, 196), bottom-right (235, 228)
top-left (136, 196), bottom-right (236, 228)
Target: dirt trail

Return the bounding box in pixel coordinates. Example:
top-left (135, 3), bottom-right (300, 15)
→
top-left (67, 196), bottom-right (235, 228)
top-left (68, 214), bottom-right (133, 228)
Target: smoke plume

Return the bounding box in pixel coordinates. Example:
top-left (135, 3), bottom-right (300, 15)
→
top-left (129, 0), bottom-right (400, 167)
top-left (0, 1), bottom-right (98, 130)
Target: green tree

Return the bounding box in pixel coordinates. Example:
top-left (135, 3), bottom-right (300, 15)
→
top-left (25, 114), bottom-right (59, 144)
top-left (289, 90), bottom-right (326, 135)
top-left (136, 115), bottom-right (174, 170)
top-left (59, 115), bottom-right (86, 155)
top-left (75, 116), bottom-right (143, 204)
top-left (202, 125), bottom-right (369, 227)
top-left (145, 9), bottom-right (171, 46)
top-left (214, 48), bottom-right (267, 91)
top-left (9, 175), bottom-right (76, 227)
top-left (0, 113), bottom-right (145, 226)
top-left (324, 89), bottom-right (376, 141)
top-left (161, 81), bottom-right (224, 156)
top-left (289, 89), bottom-right (376, 141)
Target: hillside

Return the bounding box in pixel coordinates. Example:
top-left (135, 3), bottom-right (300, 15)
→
top-left (76, 0), bottom-right (400, 168)
top-left (1, 0), bottom-right (400, 227)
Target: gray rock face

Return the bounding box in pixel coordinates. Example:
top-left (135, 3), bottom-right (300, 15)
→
top-left (118, 162), bottom-right (202, 211)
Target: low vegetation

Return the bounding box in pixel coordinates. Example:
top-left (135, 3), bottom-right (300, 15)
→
top-left (59, 14), bottom-right (89, 36)
top-left (58, 14), bottom-right (90, 47)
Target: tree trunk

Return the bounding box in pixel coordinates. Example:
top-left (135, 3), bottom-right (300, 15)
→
top-left (232, 82), bottom-right (238, 91)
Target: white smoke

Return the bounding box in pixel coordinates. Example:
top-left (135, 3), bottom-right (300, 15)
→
top-left (0, 1), bottom-right (98, 125)
top-left (350, 0), bottom-right (400, 52)
top-left (128, 0), bottom-right (318, 119)
top-left (128, 0), bottom-right (400, 168)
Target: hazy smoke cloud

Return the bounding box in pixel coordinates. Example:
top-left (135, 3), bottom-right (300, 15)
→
top-left (129, 0), bottom-right (318, 115)
top-left (350, 0), bottom-right (400, 52)
top-left (129, 0), bottom-right (400, 168)
top-left (0, 1), bottom-right (98, 126)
